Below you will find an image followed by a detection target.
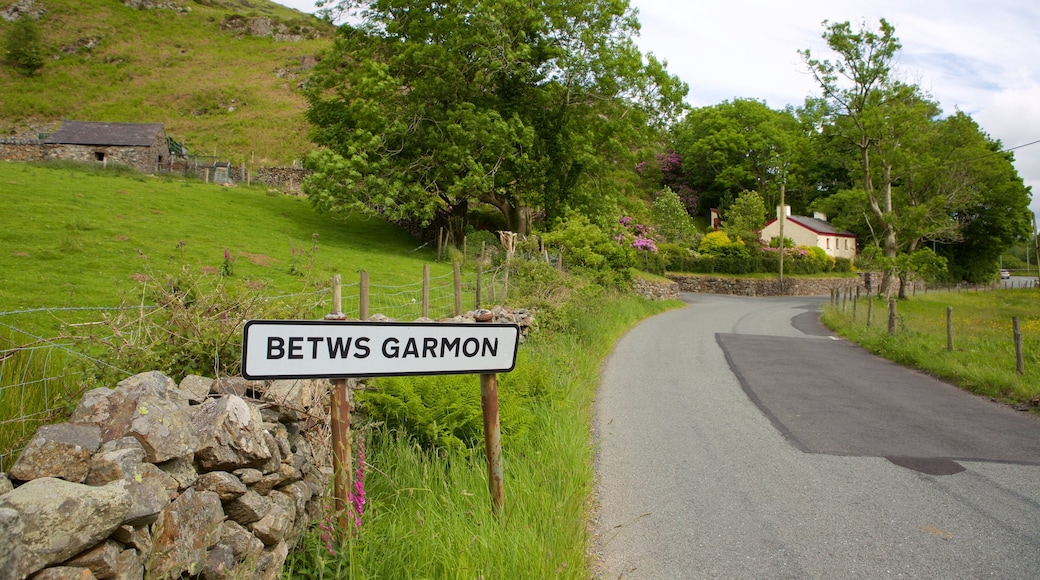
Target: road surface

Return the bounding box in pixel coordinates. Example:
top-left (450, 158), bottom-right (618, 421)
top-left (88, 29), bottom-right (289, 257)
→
top-left (592, 293), bottom-right (1040, 579)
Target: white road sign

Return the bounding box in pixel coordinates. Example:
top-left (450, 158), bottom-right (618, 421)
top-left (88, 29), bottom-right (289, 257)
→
top-left (241, 320), bottom-right (520, 379)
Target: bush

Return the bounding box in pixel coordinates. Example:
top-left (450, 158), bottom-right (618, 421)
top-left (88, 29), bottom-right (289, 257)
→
top-left (5, 17), bottom-right (44, 76)
top-left (543, 212), bottom-right (633, 273)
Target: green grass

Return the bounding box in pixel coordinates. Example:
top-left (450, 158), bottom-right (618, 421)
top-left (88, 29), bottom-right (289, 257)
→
top-left (0, 0), bottom-right (331, 165)
top-left (284, 293), bottom-right (681, 578)
top-left (0, 161), bottom-right (452, 314)
top-left (822, 289), bottom-right (1040, 406)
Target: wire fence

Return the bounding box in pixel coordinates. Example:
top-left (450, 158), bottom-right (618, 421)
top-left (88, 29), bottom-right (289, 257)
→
top-left (0, 264), bottom-right (504, 470)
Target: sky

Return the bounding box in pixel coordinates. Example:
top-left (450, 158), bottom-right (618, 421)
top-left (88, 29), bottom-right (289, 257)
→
top-left (274, 0), bottom-right (1040, 225)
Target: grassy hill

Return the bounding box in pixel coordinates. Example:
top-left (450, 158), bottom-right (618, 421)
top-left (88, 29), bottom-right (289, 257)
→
top-left (0, 161), bottom-right (454, 313)
top-left (0, 0), bottom-right (333, 166)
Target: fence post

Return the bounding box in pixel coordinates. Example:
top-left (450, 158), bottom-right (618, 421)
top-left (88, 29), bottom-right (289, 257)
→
top-left (888, 299), bottom-right (897, 335)
top-left (1014, 317), bottom-right (1024, 375)
top-left (453, 262), bottom-right (462, 317)
top-left (475, 261), bottom-right (483, 309)
top-left (867, 297), bottom-right (873, 327)
top-left (852, 288), bottom-right (859, 321)
top-left (359, 271), bottom-right (369, 321)
top-left (422, 265), bottom-right (430, 319)
top-left (476, 310), bottom-right (504, 514)
top-left (324, 274), bottom-right (352, 532)
top-left (947, 306), bottom-right (954, 351)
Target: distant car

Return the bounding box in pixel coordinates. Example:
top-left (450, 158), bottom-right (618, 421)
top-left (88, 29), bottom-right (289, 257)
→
top-left (1000, 269), bottom-right (1011, 279)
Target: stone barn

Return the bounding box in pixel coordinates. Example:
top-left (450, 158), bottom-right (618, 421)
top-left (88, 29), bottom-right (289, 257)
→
top-left (43, 121), bottom-right (171, 174)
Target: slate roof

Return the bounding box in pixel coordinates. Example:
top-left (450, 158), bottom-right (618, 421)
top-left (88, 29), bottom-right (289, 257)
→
top-left (44, 121), bottom-right (165, 147)
top-left (764, 215), bottom-right (856, 237)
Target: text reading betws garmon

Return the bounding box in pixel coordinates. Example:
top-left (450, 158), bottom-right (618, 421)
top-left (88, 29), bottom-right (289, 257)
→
top-left (242, 320), bottom-right (520, 380)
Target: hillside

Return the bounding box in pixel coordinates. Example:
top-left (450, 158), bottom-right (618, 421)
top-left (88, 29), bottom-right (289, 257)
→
top-left (0, 0), bottom-right (334, 166)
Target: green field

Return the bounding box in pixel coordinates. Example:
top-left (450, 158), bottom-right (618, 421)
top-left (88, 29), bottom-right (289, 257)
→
top-left (0, 161), bottom-right (452, 313)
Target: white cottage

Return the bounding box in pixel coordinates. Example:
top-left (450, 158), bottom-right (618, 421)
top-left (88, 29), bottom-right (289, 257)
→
top-left (760, 206), bottom-right (857, 260)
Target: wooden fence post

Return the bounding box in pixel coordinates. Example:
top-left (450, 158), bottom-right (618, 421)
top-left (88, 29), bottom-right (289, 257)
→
top-left (947, 306), bottom-right (954, 351)
top-left (888, 299), bottom-right (897, 335)
top-left (360, 271), bottom-right (369, 321)
top-left (476, 310), bottom-right (504, 514)
top-left (325, 274), bottom-right (352, 532)
top-left (1014, 317), bottom-right (1025, 375)
top-left (475, 261), bottom-right (483, 309)
top-left (453, 261), bottom-right (462, 317)
top-left (422, 264), bottom-right (430, 319)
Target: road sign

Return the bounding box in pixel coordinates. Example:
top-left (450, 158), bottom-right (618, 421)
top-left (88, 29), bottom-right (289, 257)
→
top-left (241, 320), bottom-right (520, 380)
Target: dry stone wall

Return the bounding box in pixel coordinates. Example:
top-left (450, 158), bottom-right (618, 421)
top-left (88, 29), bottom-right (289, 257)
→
top-left (0, 371), bottom-right (333, 580)
top-left (668, 274), bottom-right (866, 297)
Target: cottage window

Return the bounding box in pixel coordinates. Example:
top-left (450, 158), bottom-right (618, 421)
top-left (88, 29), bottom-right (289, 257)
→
top-left (94, 151), bottom-right (105, 162)
top-left (826, 238), bottom-right (830, 249)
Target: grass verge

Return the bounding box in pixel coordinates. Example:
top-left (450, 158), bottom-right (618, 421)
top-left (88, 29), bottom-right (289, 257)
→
top-left (822, 289), bottom-right (1040, 407)
top-left (284, 292), bottom-right (682, 578)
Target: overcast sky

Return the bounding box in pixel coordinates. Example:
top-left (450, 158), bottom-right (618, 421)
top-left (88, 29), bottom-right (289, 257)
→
top-left (275, 0), bottom-right (1040, 224)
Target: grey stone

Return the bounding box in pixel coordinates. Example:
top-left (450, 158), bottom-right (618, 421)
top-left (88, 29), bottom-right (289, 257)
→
top-left (191, 396), bottom-right (271, 471)
top-left (112, 549), bottom-right (142, 580)
top-left (154, 455), bottom-right (197, 491)
top-left (218, 520), bottom-right (263, 562)
top-left (0, 477), bottom-right (130, 578)
top-left (85, 441), bottom-right (146, 485)
top-left (109, 526), bottom-right (150, 555)
top-left (223, 490), bottom-right (270, 526)
top-left (148, 488), bottom-right (223, 579)
top-left (26, 568), bottom-right (97, 580)
top-left (201, 544), bottom-right (234, 580)
top-left (9, 423), bottom-right (102, 483)
top-left (69, 376), bottom-right (198, 463)
top-left (106, 465), bottom-right (172, 526)
top-left (194, 472), bottom-right (246, 501)
top-left (178, 375), bottom-right (214, 404)
top-left (63, 540), bottom-right (121, 579)
top-left (232, 468), bottom-right (262, 486)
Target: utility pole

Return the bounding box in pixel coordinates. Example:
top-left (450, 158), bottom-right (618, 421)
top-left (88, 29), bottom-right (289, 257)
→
top-left (778, 183), bottom-right (786, 293)
top-left (1034, 212), bottom-right (1040, 283)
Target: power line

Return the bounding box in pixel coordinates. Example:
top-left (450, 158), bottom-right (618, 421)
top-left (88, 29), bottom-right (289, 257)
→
top-left (938, 137), bottom-right (1040, 169)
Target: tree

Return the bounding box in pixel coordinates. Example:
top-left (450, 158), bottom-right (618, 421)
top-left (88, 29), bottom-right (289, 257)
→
top-left (670, 98), bottom-right (807, 215)
top-left (302, 0), bottom-right (686, 238)
top-left (723, 190), bottom-right (767, 244)
top-left (5, 16), bottom-right (44, 76)
top-left (650, 187), bottom-right (697, 245)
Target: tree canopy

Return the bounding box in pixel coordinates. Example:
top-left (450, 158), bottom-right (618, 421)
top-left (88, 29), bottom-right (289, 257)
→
top-left (800, 19), bottom-right (1031, 291)
top-left (669, 98), bottom-right (808, 215)
top-left (302, 0), bottom-right (686, 237)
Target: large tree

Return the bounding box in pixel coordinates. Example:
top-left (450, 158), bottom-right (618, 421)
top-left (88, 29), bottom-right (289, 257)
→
top-left (302, 0), bottom-right (686, 237)
top-left (803, 19), bottom-right (1031, 291)
top-left (670, 98), bottom-right (807, 215)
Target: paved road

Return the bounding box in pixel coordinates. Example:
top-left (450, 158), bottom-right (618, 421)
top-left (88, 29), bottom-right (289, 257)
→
top-left (592, 293), bottom-right (1040, 579)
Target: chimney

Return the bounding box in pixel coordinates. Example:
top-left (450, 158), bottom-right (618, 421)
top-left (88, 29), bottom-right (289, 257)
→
top-left (777, 205), bottom-right (791, 218)
top-left (813, 212), bottom-right (827, 222)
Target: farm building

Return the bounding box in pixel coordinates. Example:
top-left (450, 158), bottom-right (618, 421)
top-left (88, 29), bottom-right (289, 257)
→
top-left (760, 206), bottom-right (857, 260)
top-left (42, 121), bottom-right (170, 174)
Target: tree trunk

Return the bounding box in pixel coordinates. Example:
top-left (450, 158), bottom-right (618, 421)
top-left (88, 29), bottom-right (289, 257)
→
top-left (878, 164), bottom-right (898, 298)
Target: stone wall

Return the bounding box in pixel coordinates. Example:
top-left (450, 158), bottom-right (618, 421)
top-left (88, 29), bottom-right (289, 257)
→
top-left (632, 277), bottom-right (681, 301)
top-left (0, 141), bottom-right (168, 174)
top-left (0, 371), bottom-right (333, 580)
top-left (253, 167), bottom-right (310, 194)
top-left (0, 141), bottom-right (43, 162)
top-left (668, 274), bottom-right (866, 297)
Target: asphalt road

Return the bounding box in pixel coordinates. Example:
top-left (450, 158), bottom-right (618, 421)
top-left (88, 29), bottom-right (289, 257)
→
top-left (592, 293), bottom-right (1040, 579)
